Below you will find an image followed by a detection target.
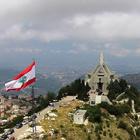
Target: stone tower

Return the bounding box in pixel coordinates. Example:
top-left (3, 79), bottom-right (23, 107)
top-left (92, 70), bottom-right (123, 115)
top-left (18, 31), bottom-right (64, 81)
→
top-left (85, 52), bottom-right (118, 95)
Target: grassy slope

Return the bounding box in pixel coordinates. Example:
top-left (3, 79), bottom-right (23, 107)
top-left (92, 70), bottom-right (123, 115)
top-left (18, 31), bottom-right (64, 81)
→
top-left (40, 100), bottom-right (130, 140)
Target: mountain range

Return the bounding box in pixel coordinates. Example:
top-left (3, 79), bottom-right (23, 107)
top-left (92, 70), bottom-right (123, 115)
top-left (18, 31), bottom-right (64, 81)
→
top-left (0, 68), bottom-right (140, 96)
top-left (123, 73), bottom-right (140, 90)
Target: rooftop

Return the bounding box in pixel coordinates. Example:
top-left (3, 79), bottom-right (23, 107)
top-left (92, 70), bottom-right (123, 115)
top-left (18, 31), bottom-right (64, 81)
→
top-left (74, 109), bottom-right (87, 116)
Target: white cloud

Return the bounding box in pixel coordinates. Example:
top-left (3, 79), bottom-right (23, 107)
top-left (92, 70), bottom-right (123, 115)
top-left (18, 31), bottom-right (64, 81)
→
top-left (108, 47), bottom-right (131, 57)
top-left (3, 12), bottom-right (140, 44)
top-left (0, 1), bottom-right (140, 44)
top-left (0, 24), bottom-right (67, 42)
top-left (14, 47), bottom-right (42, 53)
top-left (0, 0), bottom-right (140, 59)
top-left (66, 15), bottom-right (91, 28)
top-left (0, 25), bottom-right (35, 41)
top-left (66, 13), bottom-right (140, 41)
top-left (0, 0), bottom-right (31, 16)
top-left (3, 47), bottom-right (42, 54)
top-left (39, 31), bottom-right (68, 43)
top-left (133, 47), bottom-right (140, 56)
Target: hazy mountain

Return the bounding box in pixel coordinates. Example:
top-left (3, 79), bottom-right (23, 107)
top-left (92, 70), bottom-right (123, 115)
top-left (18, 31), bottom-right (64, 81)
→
top-left (123, 73), bottom-right (140, 89)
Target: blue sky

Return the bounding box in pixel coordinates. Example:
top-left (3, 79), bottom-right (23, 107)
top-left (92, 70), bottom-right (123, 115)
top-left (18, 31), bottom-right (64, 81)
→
top-left (0, 0), bottom-right (140, 74)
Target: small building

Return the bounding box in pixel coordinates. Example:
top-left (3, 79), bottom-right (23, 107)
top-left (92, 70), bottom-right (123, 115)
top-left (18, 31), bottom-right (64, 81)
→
top-left (73, 109), bottom-right (87, 124)
top-left (89, 91), bottom-right (112, 106)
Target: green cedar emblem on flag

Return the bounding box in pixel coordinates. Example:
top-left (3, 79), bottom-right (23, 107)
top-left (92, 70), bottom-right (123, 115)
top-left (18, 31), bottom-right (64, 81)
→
top-left (19, 76), bottom-right (27, 84)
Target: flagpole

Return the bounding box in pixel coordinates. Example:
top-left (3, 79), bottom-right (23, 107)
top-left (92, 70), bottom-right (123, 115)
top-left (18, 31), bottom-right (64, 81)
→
top-left (31, 59), bottom-right (37, 139)
top-left (31, 85), bottom-right (35, 107)
top-left (31, 84), bottom-right (37, 140)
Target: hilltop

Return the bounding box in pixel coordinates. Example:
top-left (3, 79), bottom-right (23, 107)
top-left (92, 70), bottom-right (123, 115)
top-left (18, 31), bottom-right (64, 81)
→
top-left (40, 78), bottom-right (140, 140)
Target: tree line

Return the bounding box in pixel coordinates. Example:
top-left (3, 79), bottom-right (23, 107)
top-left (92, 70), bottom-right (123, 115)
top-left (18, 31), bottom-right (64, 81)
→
top-left (57, 79), bottom-right (90, 101)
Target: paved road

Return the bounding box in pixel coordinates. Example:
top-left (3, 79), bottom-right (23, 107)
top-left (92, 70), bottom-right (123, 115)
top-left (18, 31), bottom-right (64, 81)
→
top-left (12, 96), bottom-right (74, 139)
top-left (12, 102), bottom-right (59, 139)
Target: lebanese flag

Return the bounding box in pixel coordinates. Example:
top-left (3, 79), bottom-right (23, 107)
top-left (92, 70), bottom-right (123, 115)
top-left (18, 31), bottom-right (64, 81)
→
top-left (5, 61), bottom-right (36, 91)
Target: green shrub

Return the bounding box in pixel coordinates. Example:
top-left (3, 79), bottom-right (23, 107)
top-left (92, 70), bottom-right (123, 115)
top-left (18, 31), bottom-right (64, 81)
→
top-left (103, 131), bottom-right (106, 136)
top-left (95, 124), bottom-right (102, 133)
top-left (52, 109), bottom-right (58, 113)
top-left (118, 121), bottom-right (134, 136)
top-left (106, 121), bottom-right (110, 127)
top-left (0, 127), bottom-right (4, 133)
top-left (118, 121), bottom-right (127, 129)
top-left (61, 133), bottom-right (67, 138)
top-left (116, 135), bottom-right (122, 140)
top-left (60, 124), bottom-right (64, 128)
top-left (100, 102), bottom-right (130, 116)
top-left (86, 105), bottom-right (101, 123)
top-left (136, 127), bottom-right (140, 137)
top-left (54, 129), bottom-right (59, 134)
top-left (57, 79), bottom-right (90, 101)
top-left (109, 132), bottom-right (113, 138)
top-left (87, 135), bottom-right (91, 140)
top-left (126, 126), bottom-right (134, 136)
top-left (96, 133), bottom-right (101, 140)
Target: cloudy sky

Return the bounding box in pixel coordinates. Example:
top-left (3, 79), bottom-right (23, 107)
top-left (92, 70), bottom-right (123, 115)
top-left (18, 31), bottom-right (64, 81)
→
top-left (0, 0), bottom-right (140, 73)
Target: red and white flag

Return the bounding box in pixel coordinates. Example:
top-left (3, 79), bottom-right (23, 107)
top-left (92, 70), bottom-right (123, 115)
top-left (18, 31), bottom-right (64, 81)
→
top-left (5, 61), bottom-right (36, 91)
